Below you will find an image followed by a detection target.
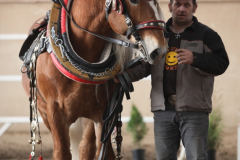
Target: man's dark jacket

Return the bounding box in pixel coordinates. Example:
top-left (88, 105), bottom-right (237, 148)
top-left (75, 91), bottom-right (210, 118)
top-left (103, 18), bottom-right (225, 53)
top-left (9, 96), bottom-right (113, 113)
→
top-left (127, 16), bottom-right (229, 113)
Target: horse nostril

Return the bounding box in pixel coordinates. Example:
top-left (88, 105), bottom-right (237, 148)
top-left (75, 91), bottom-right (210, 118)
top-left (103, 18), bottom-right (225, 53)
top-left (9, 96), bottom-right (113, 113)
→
top-left (150, 49), bottom-right (160, 60)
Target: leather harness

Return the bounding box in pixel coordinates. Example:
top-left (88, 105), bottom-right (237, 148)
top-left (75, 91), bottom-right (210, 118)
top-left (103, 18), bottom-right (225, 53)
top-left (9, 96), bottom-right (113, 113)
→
top-left (19, 0), bottom-right (166, 83)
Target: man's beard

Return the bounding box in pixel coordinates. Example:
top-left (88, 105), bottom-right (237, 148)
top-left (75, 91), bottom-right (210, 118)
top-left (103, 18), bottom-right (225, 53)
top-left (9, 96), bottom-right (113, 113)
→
top-left (174, 16), bottom-right (192, 26)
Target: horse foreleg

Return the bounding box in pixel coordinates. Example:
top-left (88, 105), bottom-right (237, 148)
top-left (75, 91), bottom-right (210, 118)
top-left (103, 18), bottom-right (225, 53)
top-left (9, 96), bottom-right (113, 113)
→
top-left (47, 101), bottom-right (71, 160)
top-left (79, 118), bottom-right (96, 160)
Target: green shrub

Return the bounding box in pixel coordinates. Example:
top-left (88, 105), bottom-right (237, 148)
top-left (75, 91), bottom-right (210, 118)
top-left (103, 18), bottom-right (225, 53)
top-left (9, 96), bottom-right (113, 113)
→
top-left (126, 104), bottom-right (148, 149)
top-left (208, 109), bottom-right (223, 150)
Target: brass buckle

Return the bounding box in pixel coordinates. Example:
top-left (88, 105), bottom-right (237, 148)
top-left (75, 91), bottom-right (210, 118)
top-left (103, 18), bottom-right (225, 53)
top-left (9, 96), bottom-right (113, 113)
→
top-left (168, 95), bottom-right (176, 106)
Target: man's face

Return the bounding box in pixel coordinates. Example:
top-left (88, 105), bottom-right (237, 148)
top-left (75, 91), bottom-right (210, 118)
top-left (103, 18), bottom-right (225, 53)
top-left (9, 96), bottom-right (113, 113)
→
top-left (168, 0), bottom-right (197, 26)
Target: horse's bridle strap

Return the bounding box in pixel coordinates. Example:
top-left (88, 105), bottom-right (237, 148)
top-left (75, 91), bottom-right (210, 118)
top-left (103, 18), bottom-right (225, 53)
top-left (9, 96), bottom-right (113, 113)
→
top-left (119, 0), bottom-right (142, 41)
top-left (58, 0), bottom-right (140, 49)
top-left (126, 20), bottom-right (166, 38)
top-left (137, 20), bottom-right (165, 30)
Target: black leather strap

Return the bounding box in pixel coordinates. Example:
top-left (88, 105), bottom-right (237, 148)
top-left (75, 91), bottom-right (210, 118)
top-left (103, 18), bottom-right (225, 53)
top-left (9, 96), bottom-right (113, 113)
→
top-left (117, 74), bottom-right (130, 99)
top-left (58, 0), bottom-right (140, 49)
top-left (19, 19), bottom-right (48, 61)
top-left (101, 113), bottom-right (118, 144)
top-left (102, 84), bottom-right (124, 122)
top-left (122, 71), bottom-right (133, 92)
top-left (126, 20), bottom-right (166, 38)
top-left (120, 0), bottom-right (141, 41)
top-left (62, 33), bottom-right (118, 73)
top-left (51, 0), bottom-right (60, 4)
top-left (124, 56), bottom-right (143, 69)
top-left (99, 72), bottom-right (134, 160)
top-left (98, 56), bottom-right (141, 160)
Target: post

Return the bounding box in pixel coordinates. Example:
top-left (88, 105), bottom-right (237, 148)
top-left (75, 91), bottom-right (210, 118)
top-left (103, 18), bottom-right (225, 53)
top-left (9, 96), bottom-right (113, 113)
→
top-left (238, 126), bottom-right (240, 160)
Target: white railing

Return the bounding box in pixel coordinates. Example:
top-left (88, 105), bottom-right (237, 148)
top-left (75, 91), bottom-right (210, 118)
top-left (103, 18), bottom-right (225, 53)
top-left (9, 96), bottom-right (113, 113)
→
top-left (0, 116), bottom-right (43, 137)
top-left (0, 75), bottom-right (22, 82)
top-left (0, 34), bottom-right (27, 40)
top-left (0, 116), bottom-right (153, 137)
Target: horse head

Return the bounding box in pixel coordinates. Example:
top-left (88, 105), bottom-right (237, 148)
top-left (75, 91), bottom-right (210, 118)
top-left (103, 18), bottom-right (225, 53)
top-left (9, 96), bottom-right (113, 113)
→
top-left (107, 0), bottom-right (168, 65)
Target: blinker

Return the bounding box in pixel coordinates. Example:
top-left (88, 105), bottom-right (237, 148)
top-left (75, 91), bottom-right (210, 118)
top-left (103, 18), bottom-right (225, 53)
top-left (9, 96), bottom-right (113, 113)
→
top-left (112, 0), bottom-right (123, 14)
top-left (130, 0), bottom-right (138, 4)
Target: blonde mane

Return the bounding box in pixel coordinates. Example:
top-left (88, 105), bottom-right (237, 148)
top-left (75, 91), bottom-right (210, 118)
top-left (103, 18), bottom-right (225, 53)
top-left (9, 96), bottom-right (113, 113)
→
top-left (113, 34), bottom-right (138, 72)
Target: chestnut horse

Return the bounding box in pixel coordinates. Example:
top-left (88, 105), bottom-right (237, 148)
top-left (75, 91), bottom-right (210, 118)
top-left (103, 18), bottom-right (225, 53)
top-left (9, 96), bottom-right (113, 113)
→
top-left (21, 0), bottom-right (167, 159)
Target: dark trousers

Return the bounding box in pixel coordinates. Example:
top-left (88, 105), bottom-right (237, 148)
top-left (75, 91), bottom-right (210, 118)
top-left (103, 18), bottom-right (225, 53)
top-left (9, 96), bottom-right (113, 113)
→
top-left (153, 103), bottom-right (209, 160)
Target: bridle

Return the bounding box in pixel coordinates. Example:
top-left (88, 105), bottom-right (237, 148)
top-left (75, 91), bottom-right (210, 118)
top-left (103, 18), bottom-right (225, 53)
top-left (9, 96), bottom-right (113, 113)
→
top-left (57, 0), bottom-right (166, 61)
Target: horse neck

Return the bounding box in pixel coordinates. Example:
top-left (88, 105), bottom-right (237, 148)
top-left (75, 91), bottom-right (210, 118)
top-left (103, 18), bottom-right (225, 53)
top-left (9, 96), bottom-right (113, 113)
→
top-left (69, 0), bottom-right (112, 63)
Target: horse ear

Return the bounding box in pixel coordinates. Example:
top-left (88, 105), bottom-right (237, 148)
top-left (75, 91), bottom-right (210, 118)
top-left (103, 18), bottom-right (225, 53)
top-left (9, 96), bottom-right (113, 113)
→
top-left (112, 0), bottom-right (123, 14)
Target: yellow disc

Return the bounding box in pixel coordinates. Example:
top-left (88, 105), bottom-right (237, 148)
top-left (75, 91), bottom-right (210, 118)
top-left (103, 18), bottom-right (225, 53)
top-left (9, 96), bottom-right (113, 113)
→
top-left (165, 51), bottom-right (178, 66)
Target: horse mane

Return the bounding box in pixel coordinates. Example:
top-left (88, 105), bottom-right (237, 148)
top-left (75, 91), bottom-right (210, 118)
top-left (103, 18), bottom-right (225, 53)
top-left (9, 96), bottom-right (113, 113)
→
top-left (112, 34), bottom-right (138, 72)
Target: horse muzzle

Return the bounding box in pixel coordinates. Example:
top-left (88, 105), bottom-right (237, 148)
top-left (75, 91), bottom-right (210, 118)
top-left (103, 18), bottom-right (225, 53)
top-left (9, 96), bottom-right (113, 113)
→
top-left (150, 48), bottom-right (165, 65)
top-left (150, 48), bottom-right (161, 60)
top-left (138, 41), bottom-right (165, 65)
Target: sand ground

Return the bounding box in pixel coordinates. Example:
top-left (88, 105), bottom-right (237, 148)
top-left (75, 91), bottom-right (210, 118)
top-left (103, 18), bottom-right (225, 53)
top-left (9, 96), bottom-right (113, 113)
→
top-left (0, 123), bottom-right (236, 160)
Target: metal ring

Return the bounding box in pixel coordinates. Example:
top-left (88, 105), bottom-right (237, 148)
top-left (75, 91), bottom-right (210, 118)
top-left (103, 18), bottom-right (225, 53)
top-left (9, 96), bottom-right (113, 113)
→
top-left (55, 39), bottom-right (63, 46)
top-left (20, 65), bottom-right (29, 73)
top-left (125, 18), bottom-right (133, 28)
top-left (105, 68), bottom-right (112, 76)
top-left (31, 151), bottom-right (35, 157)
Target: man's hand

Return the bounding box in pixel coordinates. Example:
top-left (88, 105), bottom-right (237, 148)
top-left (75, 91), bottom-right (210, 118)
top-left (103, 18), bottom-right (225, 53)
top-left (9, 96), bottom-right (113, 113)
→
top-left (176, 49), bottom-right (194, 65)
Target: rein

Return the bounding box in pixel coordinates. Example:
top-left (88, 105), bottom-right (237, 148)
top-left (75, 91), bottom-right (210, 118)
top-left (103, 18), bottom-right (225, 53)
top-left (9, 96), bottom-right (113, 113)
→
top-left (99, 61), bottom-right (137, 160)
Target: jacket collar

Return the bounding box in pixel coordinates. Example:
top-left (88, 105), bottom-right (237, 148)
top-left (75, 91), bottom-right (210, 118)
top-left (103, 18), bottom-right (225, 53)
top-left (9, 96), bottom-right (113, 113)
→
top-left (166, 16), bottom-right (198, 33)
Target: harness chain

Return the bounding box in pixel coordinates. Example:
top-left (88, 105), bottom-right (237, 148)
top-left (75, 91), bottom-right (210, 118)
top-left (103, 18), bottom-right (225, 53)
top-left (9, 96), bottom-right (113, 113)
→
top-left (115, 113), bottom-right (124, 159)
top-left (50, 26), bottom-right (119, 78)
top-left (26, 30), bottom-right (47, 160)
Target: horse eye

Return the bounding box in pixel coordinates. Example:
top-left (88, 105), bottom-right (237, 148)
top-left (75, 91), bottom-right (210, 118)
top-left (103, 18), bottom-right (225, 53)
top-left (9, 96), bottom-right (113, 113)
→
top-left (130, 0), bottom-right (138, 4)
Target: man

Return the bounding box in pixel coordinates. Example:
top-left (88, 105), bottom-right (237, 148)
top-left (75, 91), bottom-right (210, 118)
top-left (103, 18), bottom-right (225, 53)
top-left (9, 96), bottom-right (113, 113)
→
top-left (119, 0), bottom-right (229, 159)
